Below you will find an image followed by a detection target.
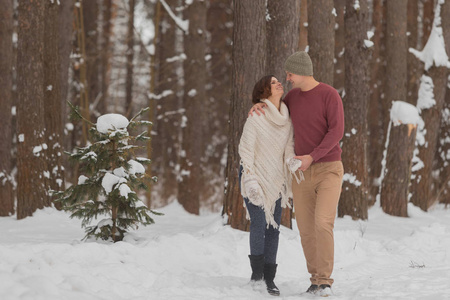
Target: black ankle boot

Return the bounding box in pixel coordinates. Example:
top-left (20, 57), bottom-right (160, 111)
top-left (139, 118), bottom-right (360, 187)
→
top-left (248, 254), bottom-right (264, 281)
top-left (264, 263), bottom-right (280, 296)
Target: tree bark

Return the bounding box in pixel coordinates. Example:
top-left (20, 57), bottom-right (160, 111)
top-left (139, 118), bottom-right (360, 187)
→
top-left (410, 1), bottom-right (449, 211)
top-left (266, 0), bottom-right (300, 228)
top-left (99, 0), bottom-right (113, 115)
top-left (83, 0), bottom-right (100, 117)
top-left (44, 0), bottom-right (65, 207)
top-left (223, 0), bottom-right (266, 231)
top-left (16, 0), bottom-right (47, 219)
top-left (437, 0), bottom-right (450, 206)
top-left (152, 0), bottom-right (180, 205)
top-left (0, 0), bottom-right (14, 216)
top-left (203, 0), bottom-right (233, 211)
top-left (333, 0), bottom-right (345, 95)
top-left (125, 0), bottom-right (136, 119)
top-left (406, 0), bottom-right (421, 105)
top-left (298, 0), bottom-right (308, 51)
top-left (178, 0), bottom-right (207, 215)
top-left (338, 0), bottom-right (370, 220)
top-left (381, 123), bottom-right (417, 217)
top-left (307, 0), bottom-right (335, 85)
top-left (380, 0), bottom-right (411, 217)
top-left (368, 0), bottom-right (387, 205)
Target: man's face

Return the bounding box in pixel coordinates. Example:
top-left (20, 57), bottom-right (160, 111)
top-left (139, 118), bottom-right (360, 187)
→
top-left (285, 72), bottom-right (304, 88)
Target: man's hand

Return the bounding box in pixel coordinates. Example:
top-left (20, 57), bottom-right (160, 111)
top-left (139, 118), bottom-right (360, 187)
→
top-left (295, 155), bottom-right (313, 171)
top-left (248, 102), bottom-right (267, 116)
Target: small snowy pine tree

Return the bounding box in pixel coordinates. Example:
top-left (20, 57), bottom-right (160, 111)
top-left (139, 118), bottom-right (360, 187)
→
top-left (55, 105), bottom-right (160, 242)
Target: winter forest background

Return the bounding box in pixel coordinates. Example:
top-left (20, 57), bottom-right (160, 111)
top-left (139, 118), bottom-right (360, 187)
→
top-left (1, 0), bottom-right (449, 225)
top-left (1, 0), bottom-right (450, 299)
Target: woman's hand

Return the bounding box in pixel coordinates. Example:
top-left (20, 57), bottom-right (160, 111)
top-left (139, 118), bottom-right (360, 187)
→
top-left (248, 102), bottom-right (267, 116)
top-left (243, 174), bottom-right (264, 206)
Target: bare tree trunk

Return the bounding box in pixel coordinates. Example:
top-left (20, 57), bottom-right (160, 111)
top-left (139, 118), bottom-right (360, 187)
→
top-left (333, 0), bottom-right (345, 95)
top-left (422, 0), bottom-right (434, 46)
top-left (44, 0), bottom-right (65, 207)
top-left (125, 0), bottom-right (135, 119)
top-left (203, 0), bottom-right (233, 211)
top-left (338, 0), bottom-right (370, 220)
top-left (178, 0), bottom-right (207, 215)
top-left (307, 0), bottom-right (335, 85)
top-left (83, 0), bottom-right (99, 117)
top-left (410, 2), bottom-right (449, 211)
top-left (406, 0), bottom-right (421, 105)
top-left (298, 0), bottom-right (308, 51)
top-left (0, 0), bottom-right (14, 216)
top-left (380, 0), bottom-right (411, 217)
top-left (438, 0), bottom-right (450, 206)
top-left (16, 0), bottom-right (47, 219)
top-left (59, 0), bottom-right (74, 128)
top-left (152, 0), bottom-right (180, 206)
top-left (223, 0), bottom-right (266, 231)
top-left (99, 0), bottom-right (113, 115)
top-left (381, 122), bottom-right (417, 217)
top-left (368, 0), bottom-right (387, 205)
top-left (266, 0), bottom-right (300, 228)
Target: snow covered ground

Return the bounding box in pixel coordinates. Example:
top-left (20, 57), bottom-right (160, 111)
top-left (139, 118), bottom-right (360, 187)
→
top-left (1, 202), bottom-right (450, 300)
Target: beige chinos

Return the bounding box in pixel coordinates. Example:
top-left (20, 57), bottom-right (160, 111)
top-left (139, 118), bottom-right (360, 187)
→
top-left (292, 161), bottom-right (344, 286)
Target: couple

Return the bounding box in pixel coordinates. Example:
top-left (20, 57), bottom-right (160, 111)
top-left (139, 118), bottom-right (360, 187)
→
top-left (238, 51), bottom-right (344, 297)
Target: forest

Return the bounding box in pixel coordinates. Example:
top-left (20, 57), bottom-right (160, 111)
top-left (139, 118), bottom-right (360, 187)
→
top-left (0, 0), bottom-right (449, 231)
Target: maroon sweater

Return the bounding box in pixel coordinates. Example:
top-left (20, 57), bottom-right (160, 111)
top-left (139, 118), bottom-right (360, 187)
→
top-left (283, 83), bottom-right (344, 163)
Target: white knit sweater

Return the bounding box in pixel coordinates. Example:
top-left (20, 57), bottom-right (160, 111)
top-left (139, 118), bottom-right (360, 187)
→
top-left (239, 99), bottom-right (298, 228)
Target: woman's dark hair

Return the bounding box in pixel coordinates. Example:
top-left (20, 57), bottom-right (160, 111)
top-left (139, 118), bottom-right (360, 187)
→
top-left (252, 75), bottom-right (274, 104)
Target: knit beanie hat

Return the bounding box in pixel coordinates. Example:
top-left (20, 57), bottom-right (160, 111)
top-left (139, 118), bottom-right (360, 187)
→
top-left (284, 51), bottom-right (313, 76)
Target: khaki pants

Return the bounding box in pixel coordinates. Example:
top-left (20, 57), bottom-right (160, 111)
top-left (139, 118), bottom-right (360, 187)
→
top-left (292, 161), bottom-right (344, 286)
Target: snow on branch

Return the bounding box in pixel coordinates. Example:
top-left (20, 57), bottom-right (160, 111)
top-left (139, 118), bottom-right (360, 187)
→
top-left (159, 0), bottom-right (189, 33)
top-left (409, 0), bottom-right (450, 70)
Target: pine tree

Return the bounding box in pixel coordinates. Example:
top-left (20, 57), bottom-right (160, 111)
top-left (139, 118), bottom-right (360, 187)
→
top-left (55, 105), bottom-right (160, 242)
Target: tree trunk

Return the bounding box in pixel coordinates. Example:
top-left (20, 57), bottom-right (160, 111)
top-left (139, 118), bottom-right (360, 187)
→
top-left (59, 0), bottom-right (74, 129)
top-left (266, 0), bottom-right (300, 228)
top-left (203, 0), bottom-right (233, 211)
top-left (307, 0), bottom-right (335, 85)
top-left (298, 0), bottom-right (308, 51)
top-left (16, 0), bottom-right (47, 219)
top-left (338, 0), bottom-right (370, 220)
top-left (178, 0), bottom-right (207, 215)
top-left (410, 1), bottom-right (449, 211)
top-left (333, 0), bottom-right (345, 95)
top-left (381, 122), bottom-right (417, 217)
top-left (99, 0), bottom-right (113, 115)
top-left (44, 0), bottom-right (65, 207)
top-left (125, 0), bottom-right (135, 119)
top-left (368, 0), bottom-right (387, 205)
top-left (223, 0), bottom-right (266, 231)
top-left (422, 0), bottom-right (434, 46)
top-left (406, 0), bottom-right (421, 105)
top-left (152, 0), bottom-right (180, 206)
top-left (437, 0), bottom-right (450, 206)
top-left (83, 0), bottom-right (100, 117)
top-left (0, 0), bottom-right (14, 216)
top-left (380, 0), bottom-right (410, 217)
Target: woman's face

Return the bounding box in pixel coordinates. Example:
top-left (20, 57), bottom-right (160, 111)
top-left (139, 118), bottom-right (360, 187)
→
top-left (270, 77), bottom-right (284, 97)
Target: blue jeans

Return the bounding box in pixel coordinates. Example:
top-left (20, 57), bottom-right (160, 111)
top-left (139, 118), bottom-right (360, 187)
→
top-left (239, 166), bottom-right (282, 264)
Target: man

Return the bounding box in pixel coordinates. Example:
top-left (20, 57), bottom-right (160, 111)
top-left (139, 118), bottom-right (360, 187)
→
top-left (250, 51), bottom-right (344, 297)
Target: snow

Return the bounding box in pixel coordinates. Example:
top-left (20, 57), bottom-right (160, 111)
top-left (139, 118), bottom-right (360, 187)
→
top-left (18, 134), bottom-right (24, 143)
top-left (118, 184), bottom-right (132, 198)
top-left (1, 203), bottom-right (450, 299)
top-left (159, 0), bottom-right (189, 33)
top-left (128, 159), bottom-right (145, 175)
top-left (101, 173), bottom-right (123, 194)
top-left (78, 175), bottom-right (89, 185)
top-left (96, 114), bottom-right (129, 135)
top-left (390, 101), bottom-right (423, 127)
top-left (409, 1), bottom-right (450, 71)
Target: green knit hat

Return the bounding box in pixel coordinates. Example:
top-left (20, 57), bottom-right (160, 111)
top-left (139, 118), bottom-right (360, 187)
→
top-left (284, 51), bottom-right (313, 76)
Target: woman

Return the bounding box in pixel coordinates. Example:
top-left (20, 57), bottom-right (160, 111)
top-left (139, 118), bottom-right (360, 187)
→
top-left (239, 75), bottom-right (303, 296)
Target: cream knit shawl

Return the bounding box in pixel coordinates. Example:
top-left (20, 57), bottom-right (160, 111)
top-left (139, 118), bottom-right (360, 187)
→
top-left (239, 99), bottom-right (296, 228)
